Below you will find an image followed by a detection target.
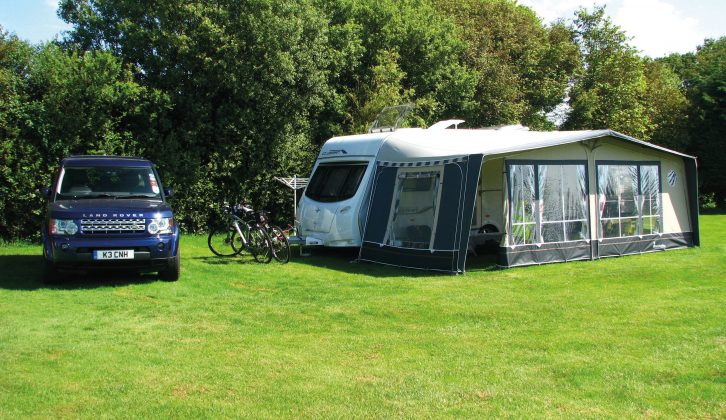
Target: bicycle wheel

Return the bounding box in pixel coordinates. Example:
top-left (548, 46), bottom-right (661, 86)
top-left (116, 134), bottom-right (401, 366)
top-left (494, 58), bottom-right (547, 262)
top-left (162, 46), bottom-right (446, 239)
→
top-left (230, 230), bottom-right (244, 256)
top-left (231, 222), bottom-right (253, 256)
top-left (208, 225), bottom-right (240, 257)
top-left (268, 225), bottom-right (290, 263)
top-left (247, 225), bottom-right (273, 263)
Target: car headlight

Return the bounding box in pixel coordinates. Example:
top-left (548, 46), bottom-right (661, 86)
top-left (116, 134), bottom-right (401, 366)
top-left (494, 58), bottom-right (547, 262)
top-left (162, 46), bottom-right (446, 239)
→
top-left (148, 217), bottom-right (173, 234)
top-left (49, 219), bottom-right (78, 235)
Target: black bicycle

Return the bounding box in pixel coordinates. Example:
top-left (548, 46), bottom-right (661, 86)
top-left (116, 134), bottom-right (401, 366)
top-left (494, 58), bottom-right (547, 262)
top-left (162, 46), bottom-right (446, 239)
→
top-left (207, 202), bottom-right (272, 263)
top-left (254, 210), bottom-right (291, 263)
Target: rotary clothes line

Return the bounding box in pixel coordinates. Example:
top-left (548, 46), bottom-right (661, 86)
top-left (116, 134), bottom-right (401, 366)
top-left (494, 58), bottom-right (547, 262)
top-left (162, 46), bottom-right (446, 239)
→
top-left (274, 176), bottom-right (309, 223)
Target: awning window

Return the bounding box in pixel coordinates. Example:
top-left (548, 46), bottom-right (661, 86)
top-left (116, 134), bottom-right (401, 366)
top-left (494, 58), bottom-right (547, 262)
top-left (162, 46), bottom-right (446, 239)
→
top-left (597, 163), bottom-right (661, 238)
top-left (507, 161), bottom-right (589, 246)
top-left (385, 170), bottom-right (442, 249)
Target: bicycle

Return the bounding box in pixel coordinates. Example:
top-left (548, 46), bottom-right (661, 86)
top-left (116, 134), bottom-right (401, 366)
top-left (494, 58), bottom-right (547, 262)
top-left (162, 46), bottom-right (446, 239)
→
top-left (207, 202), bottom-right (272, 263)
top-left (254, 210), bottom-right (291, 263)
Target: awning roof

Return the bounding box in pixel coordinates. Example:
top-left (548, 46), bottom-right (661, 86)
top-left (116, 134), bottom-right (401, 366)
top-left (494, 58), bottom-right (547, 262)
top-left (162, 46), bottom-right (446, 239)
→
top-left (375, 128), bottom-right (695, 163)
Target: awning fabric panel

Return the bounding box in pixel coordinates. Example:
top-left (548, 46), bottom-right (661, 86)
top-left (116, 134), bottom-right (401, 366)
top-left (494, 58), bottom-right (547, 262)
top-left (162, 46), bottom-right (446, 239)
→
top-left (360, 166), bottom-right (398, 243)
top-left (359, 154), bottom-right (483, 273)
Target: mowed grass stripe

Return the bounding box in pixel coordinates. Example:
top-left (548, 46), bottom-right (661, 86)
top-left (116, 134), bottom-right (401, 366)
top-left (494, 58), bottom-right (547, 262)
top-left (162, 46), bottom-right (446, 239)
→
top-left (0, 215), bottom-right (724, 418)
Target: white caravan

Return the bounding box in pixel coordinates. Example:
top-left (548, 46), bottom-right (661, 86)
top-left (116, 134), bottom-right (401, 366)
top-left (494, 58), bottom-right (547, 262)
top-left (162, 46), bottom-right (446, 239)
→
top-left (297, 117), bottom-right (469, 248)
top-left (297, 131), bottom-right (390, 247)
top-left (297, 116), bottom-right (698, 273)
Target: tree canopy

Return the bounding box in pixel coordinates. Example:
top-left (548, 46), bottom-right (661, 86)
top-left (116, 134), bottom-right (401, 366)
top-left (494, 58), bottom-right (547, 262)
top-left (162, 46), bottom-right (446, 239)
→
top-left (0, 1), bottom-right (723, 240)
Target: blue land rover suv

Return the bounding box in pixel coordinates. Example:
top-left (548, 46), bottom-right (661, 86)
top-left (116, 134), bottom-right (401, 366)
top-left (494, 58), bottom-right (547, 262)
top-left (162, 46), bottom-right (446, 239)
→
top-left (42, 156), bottom-right (180, 282)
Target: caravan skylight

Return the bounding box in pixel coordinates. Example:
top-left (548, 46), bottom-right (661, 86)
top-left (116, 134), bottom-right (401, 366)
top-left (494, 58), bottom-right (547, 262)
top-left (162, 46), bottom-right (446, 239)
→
top-left (369, 104), bottom-right (414, 133)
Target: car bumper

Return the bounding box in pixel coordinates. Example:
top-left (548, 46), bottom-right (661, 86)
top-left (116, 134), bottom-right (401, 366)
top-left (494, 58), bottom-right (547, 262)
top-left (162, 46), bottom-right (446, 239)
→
top-left (44, 234), bottom-right (178, 272)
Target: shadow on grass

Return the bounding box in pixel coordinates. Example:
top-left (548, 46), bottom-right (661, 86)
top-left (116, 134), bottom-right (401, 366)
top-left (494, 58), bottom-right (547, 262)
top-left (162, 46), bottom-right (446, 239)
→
top-left (285, 246), bottom-right (500, 277)
top-left (700, 208), bottom-right (726, 215)
top-left (464, 253), bottom-right (501, 272)
top-left (0, 254), bottom-right (163, 291)
top-left (192, 254), bottom-right (280, 265)
top-left (193, 255), bottom-right (241, 265)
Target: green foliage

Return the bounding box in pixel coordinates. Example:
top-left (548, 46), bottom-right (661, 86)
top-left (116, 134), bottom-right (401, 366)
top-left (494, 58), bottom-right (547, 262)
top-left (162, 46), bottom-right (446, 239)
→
top-left (52, 0), bottom-right (482, 231)
top-left (685, 38), bottom-right (726, 204)
top-left (699, 193), bottom-right (718, 210)
top-left (0, 28), bottom-right (164, 239)
top-left (563, 6), bottom-right (648, 138)
top-left (658, 37), bottom-right (726, 204)
top-left (642, 59), bottom-right (690, 150)
top-left (433, 0), bottom-right (580, 129)
top-left (57, 0), bottom-right (338, 230)
top-left (346, 49), bottom-right (416, 133)
top-left (325, 0), bottom-right (478, 131)
top-left (1, 2), bottom-right (725, 240)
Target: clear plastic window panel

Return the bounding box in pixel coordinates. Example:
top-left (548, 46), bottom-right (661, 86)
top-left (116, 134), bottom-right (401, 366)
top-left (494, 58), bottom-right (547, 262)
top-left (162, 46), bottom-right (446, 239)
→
top-left (598, 164), bottom-right (660, 238)
top-left (640, 165), bottom-right (661, 234)
top-left (598, 165), bottom-right (638, 238)
top-left (539, 165), bottom-right (589, 243)
top-left (387, 171), bottom-right (440, 249)
top-left (509, 164), bottom-right (536, 245)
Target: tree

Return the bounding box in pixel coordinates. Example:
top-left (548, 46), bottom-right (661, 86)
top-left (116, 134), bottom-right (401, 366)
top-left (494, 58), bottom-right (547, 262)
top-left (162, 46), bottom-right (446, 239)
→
top-left (321, 0), bottom-right (479, 132)
top-left (563, 6), bottom-right (648, 138)
top-left (659, 38), bottom-right (726, 205)
top-left (57, 0), bottom-right (483, 229)
top-left (687, 38), bottom-right (726, 205)
top-left (0, 28), bottom-right (36, 239)
top-left (642, 58), bottom-right (690, 151)
top-left (0, 27), bottom-right (162, 239)
top-left (346, 49), bottom-right (415, 133)
top-left (59, 0), bottom-right (340, 229)
top-left (432, 0), bottom-right (580, 129)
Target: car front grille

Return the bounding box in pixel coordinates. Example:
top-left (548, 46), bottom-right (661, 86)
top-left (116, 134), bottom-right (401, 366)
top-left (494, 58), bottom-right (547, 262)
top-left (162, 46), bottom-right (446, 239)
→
top-left (80, 219), bottom-right (146, 234)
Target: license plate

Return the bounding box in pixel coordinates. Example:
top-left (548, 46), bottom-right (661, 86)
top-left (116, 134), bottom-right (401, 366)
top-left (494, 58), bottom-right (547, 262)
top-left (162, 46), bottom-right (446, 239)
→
top-left (94, 250), bottom-right (134, 260)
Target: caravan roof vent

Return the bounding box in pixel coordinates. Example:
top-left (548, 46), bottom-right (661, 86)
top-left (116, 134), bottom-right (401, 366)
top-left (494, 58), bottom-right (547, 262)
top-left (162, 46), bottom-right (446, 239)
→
top-left (427, 120), bottom-right (465, 130)
top-left (369, 104), bottom-right (414, 133)
top-left (495, 124), bottom-right (529, 131)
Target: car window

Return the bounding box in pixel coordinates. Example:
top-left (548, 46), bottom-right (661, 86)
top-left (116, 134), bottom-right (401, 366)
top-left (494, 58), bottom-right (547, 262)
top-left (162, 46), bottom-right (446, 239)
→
top-left (56, 166), bottom-right (162, 200)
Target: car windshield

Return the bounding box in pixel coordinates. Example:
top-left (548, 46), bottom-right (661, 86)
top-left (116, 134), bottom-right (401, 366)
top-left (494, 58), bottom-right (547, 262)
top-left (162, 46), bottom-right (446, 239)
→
top-left (55, 166), bottom-right (162, 200)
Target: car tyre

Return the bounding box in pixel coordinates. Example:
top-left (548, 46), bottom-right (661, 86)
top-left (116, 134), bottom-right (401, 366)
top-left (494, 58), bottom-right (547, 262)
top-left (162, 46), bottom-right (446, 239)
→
top-left (159, 252), bottom-right (180, 281)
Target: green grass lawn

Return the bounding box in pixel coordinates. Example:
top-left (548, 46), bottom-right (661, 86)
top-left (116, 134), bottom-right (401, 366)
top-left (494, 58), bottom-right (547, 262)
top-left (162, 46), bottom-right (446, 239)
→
top-left (1, 216), bottom-right (724, 418)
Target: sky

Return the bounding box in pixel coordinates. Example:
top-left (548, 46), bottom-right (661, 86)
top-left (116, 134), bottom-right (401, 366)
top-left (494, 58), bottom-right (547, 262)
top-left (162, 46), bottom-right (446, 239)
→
top-left (0, 0), bottom-right (71, 43)
top-left (520, 0), bottom-right (726, 57)
top-left (1, 0), bottom-right (725, 58)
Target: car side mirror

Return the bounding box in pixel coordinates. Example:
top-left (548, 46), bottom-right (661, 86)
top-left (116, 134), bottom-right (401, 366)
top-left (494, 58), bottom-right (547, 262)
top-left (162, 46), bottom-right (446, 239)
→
top-left (164, 187), bottom-right (174, 198)
top-left (42, 187), bottom-right (51, 198)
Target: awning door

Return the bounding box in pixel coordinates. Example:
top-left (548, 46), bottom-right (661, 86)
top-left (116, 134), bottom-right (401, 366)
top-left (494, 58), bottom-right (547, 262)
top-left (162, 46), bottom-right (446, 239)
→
top-left (359, 154), bottom-right (483, 273)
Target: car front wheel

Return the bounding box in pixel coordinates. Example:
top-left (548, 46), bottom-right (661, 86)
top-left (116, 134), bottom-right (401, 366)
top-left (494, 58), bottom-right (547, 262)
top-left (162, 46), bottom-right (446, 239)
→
top-left (159, 252), bottom-right (180, 281)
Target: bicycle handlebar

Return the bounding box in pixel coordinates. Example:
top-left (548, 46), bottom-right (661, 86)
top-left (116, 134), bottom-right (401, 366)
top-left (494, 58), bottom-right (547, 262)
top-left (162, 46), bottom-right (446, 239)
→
top-left (221, 200), bottom-right (274, 223)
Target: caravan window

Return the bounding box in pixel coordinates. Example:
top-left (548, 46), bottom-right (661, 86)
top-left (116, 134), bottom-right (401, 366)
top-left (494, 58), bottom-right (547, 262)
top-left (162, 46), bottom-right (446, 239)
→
top-left (305, 163), bottom-right (367, 203)
top-left (386, 170), bottom-right (441, 249)
top-left (597, 163), bottom-right (661, 238)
